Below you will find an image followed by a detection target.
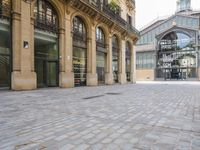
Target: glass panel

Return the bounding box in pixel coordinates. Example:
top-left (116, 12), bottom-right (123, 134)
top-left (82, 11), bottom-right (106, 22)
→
top-left (73, 46), bottom-right (87, 86)
top-left (72, 16), bottom-right (87, 86)
top-left (126, 42), bottom-right (131, 82)
top-left (34, 0), bottom-right (58, 33)
top-left (0, 55), bottom-right (10, 87)
top-left (0, 17), bottom-right (10, 87)
top-left (97, 51), bottom-right (106, 84)
top-left (35, 59), bottom-right (45, 87)
top-left (73, 16), bottom-right (86, 42)
top-left (34, 31), bottom-right (59, 87)
top-left (112, 35), bottom-right (119, 83)
top-left (157, 31), bottom-right (197, 79)
top-left (47, 61), bottom-right (57, 86)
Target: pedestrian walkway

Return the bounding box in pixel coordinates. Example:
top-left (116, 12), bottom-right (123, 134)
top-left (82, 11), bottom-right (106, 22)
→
top-left (137, 81), bottom-right (200, 85)
top-left (0, 84), bottom-right (200, 149)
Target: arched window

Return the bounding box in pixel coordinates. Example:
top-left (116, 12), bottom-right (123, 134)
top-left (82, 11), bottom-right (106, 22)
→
top-left (96, 27), bottom-right (105, 47)
top-left (73, 16), bottom-right (86, 42)
top-left (34, 0), bottom-right (59, 87)
top-left (112, 35), bottom-right (119, 83)
top-left (34, 0), bottom-right (59, 33)
top-left (159, 31), bottom-right (194, 52)
top-left (96, 27), bottom-right (106, 84)
top-left (126, 41), bottom-right (131, 82)
top-left (157, 31), bottom-right (196, 79)
top-left (72, 16), bottom-right (87, 86)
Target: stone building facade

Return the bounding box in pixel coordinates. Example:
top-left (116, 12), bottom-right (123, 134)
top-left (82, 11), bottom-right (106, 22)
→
top-left (136, 0), bottom-right (200, 81)
top-left (0, 0), bottom-right (139, 90)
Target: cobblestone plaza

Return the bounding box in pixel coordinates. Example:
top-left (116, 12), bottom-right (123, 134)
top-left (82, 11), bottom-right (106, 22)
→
top-left (0, 83), bottom-right (200, 149)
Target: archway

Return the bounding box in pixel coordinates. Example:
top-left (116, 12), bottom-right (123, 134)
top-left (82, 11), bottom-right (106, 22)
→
top-left (72, 16), bottom-right (87, 86)
top-left (0, 0), bottom-right (11, 88)
top-left (34, 0), bottom-right (59, 87)
top-left (157, 31), bottom-right (197, 80)
top-left (112, 35), bottom-right (119, 83)
top-left (96, 26), bottom-right (106, 84)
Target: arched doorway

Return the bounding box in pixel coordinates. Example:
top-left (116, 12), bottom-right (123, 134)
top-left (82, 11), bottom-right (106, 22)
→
top-left (126, 41), bottom-right (131, 82)
top-left (157, 31), bottom-right (197, 80)
top-left (96, 27), bottom-right (106, 84)
top-left (72, 16), bottom-right (87, 86)
top-left (34, 0), bottom-right (59, 87)
top-left (112, 35), bottom-right (119, 83)
top-left (0, 0), bottom-right (11, 88)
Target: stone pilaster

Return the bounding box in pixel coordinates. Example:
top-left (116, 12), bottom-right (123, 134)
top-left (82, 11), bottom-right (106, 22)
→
top-left (130, 45), bottom-right (136, 83)
top-left (105, 35), bottom-right (113, 84)
top-left (59, 14), bottom-right (74, 88)
top-left (118, 39), bottom-right (126, 84)
top-left (198, 68), bottom-right (200, 80)
top-left (86, 26), bottom-right (98, 86)
top-left (11, 0), bottom-right (36, 90)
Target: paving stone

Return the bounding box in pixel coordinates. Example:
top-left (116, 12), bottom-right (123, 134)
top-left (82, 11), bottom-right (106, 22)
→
top-left (59, 144), bottom-right (75, 150)
top-left (0, 84), bottom-right (199, 149)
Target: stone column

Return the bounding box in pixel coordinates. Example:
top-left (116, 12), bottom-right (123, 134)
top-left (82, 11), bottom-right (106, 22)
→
top-left (130, 45), bottom-right (136, 83)
top-left (105, 35), bottom-right (113, 84)
top-left (86, 26), bottom-right (98, 86)
top-left (11, 0), bottom-right (36, 90)
top-left (118, 39), bottom-right (126, 84)
top-left (59, 14), bottom-right (74, 88)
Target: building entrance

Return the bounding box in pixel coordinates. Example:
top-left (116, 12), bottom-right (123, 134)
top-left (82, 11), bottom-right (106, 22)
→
top-left (157, 31), bottom-right (197, 80)
top-left (159, 67), bottom-right (196, 80)
top-left (34, 31), bottom-right (59, 87)
top-left (35, 59), bottom-right (58, 87)
top-left (34, 0), bottom-right (59, 88)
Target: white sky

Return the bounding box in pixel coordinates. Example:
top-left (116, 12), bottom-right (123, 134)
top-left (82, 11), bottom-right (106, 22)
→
top-left (135, 0), bottom-right (200, 30)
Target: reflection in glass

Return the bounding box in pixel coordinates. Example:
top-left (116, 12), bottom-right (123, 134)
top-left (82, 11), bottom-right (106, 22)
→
top-left (112, 35), bottom-right (119, 83)
top-left (73, 16), bottom-right (87, 86)
top-left (34, 32), bottom-right (59, 87)
top-left (157, 31), bottom-right (197, 80)
top-left (96, 27), bottom-right (106, 84)
top-left (73, 47), bottom-right (87, 86)
top-left (126, 42), bottom-right (131, 82)
top-left (34, 0), bottom-right (58, 33)
top-left (0, 5), bottom-right (10, 88)
top-left (34, 0), bottom-right (59, 87)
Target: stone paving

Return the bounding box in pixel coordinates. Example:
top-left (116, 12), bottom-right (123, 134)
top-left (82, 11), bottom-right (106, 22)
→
top-left (0, 84), bottom-right (200, 150)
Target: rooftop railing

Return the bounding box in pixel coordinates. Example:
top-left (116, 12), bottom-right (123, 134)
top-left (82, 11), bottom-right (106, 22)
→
top-left (83, 0), bottom-right (139, 36)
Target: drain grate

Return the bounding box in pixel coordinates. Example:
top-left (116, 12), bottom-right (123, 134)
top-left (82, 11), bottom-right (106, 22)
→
top-left (83, 95), bottom-right (104, 99)
top-left (106, 92), bottom-right (121, 95)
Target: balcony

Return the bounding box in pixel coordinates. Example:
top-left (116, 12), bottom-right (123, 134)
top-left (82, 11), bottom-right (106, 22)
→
top-left (68, 0), bottom-right (140, 39)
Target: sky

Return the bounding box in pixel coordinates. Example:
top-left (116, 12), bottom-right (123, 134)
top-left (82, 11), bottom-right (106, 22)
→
top-left (135, 0), bottom-right (200, 30)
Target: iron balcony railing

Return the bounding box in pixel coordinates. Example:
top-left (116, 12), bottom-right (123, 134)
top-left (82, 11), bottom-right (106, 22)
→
top-left (0, 0), bottom-right (11, 20)
top-left (82, 0), bottom-right (140, 37)
top-left (86, 0), bottom-right (101, 8)
top-left (34, 11), bottom-right (59, 33)
top-left (96, 41), bottom-right (106, 48)
top-left (72, 30), bottom-right (87, 42)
